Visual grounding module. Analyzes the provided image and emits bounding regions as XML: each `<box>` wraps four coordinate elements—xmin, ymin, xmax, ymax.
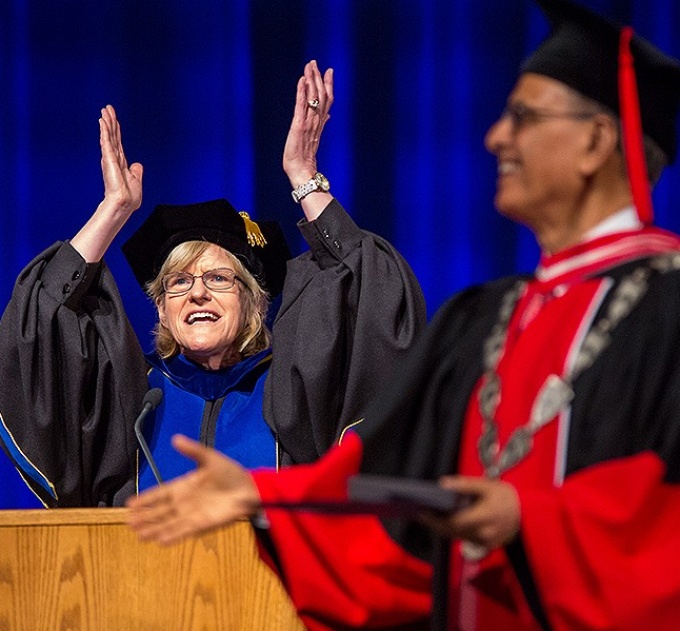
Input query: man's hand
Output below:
<box><xmin>127</xmin><ymin>434</ymin><xmax>261</xmax><ymax>546</ymax></box>
<box><xmin>420</xmin><ymin>476</ymin><xmax>521</xmax><ymax>550</ymax></box>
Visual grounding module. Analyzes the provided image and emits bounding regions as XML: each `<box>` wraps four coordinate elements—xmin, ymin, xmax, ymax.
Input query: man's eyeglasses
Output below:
<box><xmin>162</xmin><ymin>268</ymin><xmax>244</xmax><ymax>295</ymax></box>
<box><xmin>501</xmin><ymin>102</ymin><xmax>597</xmax><ymax>132</ymax></box>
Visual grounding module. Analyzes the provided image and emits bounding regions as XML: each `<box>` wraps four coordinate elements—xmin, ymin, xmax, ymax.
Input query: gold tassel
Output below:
<box><xmin>239</xmin><ymin>211</ymin><xmax>268</xmax><ymax>248</ymax></box>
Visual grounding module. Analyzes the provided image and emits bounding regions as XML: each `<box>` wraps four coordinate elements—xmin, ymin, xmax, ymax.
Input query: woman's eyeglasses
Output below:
<box><xmin>162</xmin><ymin>268</ymin><xmax>244</xmax><ymax>295</ymax></box>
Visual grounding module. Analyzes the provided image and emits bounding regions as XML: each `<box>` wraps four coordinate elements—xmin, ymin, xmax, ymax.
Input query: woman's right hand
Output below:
<box><xmin>126</xmin><ymin>434</ymin><xmax>262</xmax><ymax>545</ymax></box>
<box><xmin>71</xmin><ymin>105</ymin><xmax>144</xmax><ymax>262</ymax></box>
<box><xmin>100</xmin><ymin>104</ymin><xmax>143</xmax><ymax>214</ymax></box>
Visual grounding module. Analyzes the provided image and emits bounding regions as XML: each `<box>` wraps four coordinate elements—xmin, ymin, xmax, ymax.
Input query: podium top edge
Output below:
<box><xmin>0</xmin><ymin>507</ymin><xmax>129</xmax><ymax>527</ymax></box>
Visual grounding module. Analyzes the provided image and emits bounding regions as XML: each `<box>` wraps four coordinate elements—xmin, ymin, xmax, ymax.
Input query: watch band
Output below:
<box><xmin>291</xmin><ymin>173</ymin><xmax>330</xmax><ymax>203</ymax></box>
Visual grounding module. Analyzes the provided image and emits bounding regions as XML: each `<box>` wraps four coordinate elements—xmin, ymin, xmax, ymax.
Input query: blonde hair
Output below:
<box><xmin>145</xmin><ymin>241</ymin><xmax>271</xmax><ymax>361</ymax></box>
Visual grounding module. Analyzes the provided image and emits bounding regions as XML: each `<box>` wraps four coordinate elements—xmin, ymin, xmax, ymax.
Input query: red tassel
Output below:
<box><xmin>618</xmin><ymin>26</ymin><xmax>654</xmax><ymax>225</ymax></box>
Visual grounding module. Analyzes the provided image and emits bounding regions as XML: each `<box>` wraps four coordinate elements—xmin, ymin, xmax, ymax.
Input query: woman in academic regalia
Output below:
<box><xmin>0</xmin><ymin>60</ymin><xmax>426</xmax><ymax>507</ymax></box>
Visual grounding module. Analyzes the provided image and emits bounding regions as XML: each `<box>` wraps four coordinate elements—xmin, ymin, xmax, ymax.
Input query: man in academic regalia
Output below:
<box><xmin>128</xmin><ymin>1</ymin><xmax>680</xmax><ymax>629</ymax></box>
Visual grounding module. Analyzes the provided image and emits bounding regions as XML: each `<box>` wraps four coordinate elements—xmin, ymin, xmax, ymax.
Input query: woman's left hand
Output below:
<box><xmin>283</xmin><ymin>60</ymin><xmax>334</xmax><ymax>189</ymax></box>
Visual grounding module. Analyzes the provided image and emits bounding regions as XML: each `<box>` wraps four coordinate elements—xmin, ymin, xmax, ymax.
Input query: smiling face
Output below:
<box><xmin>484</xmin><ymin>73</ymin><xmax>600</xmax><ymax>233</ymax></box>
<box><xmin>156</xmin><ymin>243</ymin><xmax>245</xmax><ymax>370</ymax></box>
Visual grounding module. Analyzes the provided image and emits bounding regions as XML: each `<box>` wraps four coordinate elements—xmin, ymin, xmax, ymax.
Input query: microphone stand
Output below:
<box><xmin>133</xmin><ymin>388</ymin><xmax>164</xmax><ymax>485</ymax></box>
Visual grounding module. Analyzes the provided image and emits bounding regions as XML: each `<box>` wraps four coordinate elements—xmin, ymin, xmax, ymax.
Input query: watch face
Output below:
<box><xmin>314</xmin><ymin>173</ymin><xmax>330</xmax><ymax>192</ymax></box>
<box><xmin>292</xmin><ymin>173</ymin><xmax>330</xmax><ymax>203</ymax></box>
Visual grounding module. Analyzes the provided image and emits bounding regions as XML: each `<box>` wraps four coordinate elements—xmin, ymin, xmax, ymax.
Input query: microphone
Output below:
<box><xmin>134</xmin><ymin>388</ymin><xmax>164</xmax><ymax>485</ymax></box>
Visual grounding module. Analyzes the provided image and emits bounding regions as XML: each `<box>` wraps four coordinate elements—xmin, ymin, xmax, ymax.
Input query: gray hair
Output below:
<box><xmin>567</xmin><ymin>87</ymin><xmax>668</xmax><ymax>185</ymax></box>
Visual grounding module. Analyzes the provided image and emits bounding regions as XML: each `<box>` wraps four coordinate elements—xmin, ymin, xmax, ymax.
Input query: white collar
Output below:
<box><xmin>582</xmin><ymin>206</ymin><xmax>642</xmax><ymax>241</ymax></box>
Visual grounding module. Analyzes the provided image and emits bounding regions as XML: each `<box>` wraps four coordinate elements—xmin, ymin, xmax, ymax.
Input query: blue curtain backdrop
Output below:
<box><xmin>1</xmin><ymin>0</ymin><xmax>679</xmax><ymax>508</ymax></box>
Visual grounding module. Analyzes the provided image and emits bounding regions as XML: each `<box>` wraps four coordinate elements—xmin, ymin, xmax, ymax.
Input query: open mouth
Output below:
<box><xmin>186</xmin><ymin>311</ymin><xmax>220</xmax><ymax>325</ymax></box>
<box><xmin>498</xmin><ymin>160</ymin><xmax>520</xmax><ymax>176</ymax></box>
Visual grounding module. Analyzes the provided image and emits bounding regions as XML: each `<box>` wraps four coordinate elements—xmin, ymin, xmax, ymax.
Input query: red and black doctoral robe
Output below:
<box><xmin>253</xmin><ymin>225</ymin><xmax>680</xmax><ymax>631</ymax></box>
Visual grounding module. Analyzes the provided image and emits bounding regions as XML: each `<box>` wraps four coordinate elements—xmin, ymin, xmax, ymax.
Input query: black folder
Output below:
<box><xmin>261</xmin><ymin>474</ymin><xmax>472</xmax><ymax>631</ymax></box>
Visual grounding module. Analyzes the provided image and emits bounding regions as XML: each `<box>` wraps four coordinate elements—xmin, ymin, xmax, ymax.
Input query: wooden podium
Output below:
<box><xmin>0</xmin><ymin>508</ymin><xmax>304</xmax><ymax>630</ymax></box>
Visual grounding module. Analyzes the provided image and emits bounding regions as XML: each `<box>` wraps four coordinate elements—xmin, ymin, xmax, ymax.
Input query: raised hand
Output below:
<box><xmin>71</xmin><ymin>105</ymin><xmax>144</xmax><ymax>262</ymax></box>
<box><xmin>283</xmin><ymin>60</ymin><xmax>334</xmax><ymax>192</ymax></box>
<box><xmin>100</xmin><ymin>104</ymin><xmax>143</xmax><ymax>214</ymax></box>
<box><xmin>126</xmin><ymin>434</ymin><xmax>261</xmax><ymax>546</ymax></box>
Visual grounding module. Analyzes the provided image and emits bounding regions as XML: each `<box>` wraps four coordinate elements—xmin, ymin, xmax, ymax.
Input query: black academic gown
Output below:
<box><xmin>266</xmin><ymin>200</ymin><xmax>427</xmax><ymax>465</ymax></box>
<box><xmin>0</xmin><ymin>200</ymin><xmax>426</xmax><ymax>507</ymax></box>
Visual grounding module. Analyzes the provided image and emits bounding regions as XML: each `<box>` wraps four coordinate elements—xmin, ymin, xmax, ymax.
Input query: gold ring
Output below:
<box><xmin>308</xmin><ymin>99</ymin><xmax>320</xmax><ymax>109</ymax></box>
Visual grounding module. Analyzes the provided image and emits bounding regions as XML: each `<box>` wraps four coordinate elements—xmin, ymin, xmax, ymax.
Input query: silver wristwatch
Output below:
<box><xmin>291</xmin><ymin>173</ymin><xmax>330</xmax><ymax>203</ymax></box>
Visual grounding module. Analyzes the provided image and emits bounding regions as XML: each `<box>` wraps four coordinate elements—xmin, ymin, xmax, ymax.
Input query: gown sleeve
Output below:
<box><xmin>253</xmin><ymin>432</ymin><xmax>432</xmax><ymax>631</ymax></box>
<box><xmin>250</xmin><ymin>286</ymin><xmax>502</xmax><ymax>631</ymax></box>
<box><xmin>517</xmin><ymin>453</ymin><xmax>680</xmax><ymax>631</ymax></box>
<box><xmin>263</xmin><ymin>199</ymin><xmax>427</xmax><ymax>465</ymax></box>
<box><xmin>0</xmin><ymin>241</ymin><xmax>148</xmax><ymax>507</ymax></box>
